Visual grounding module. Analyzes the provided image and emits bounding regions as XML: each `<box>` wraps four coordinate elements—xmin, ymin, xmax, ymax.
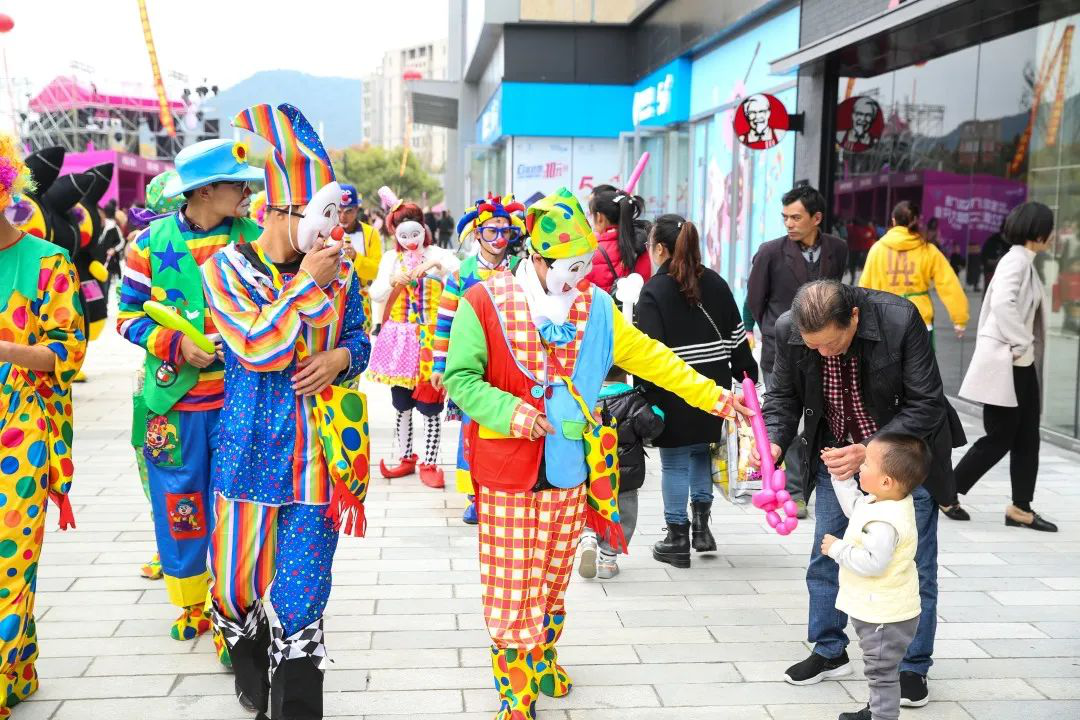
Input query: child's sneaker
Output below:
<box><xmin>578</xmin><ymin>535</ymin><xmax>597</xmax><ymax>579</ymax></box>
<box><xmin>597</xmin><ymin>558</ymin><xmax>619</xmax><ymax>579</ymax></box>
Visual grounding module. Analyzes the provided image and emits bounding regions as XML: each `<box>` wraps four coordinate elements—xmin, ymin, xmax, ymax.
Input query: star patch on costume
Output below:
<box><xmin>154</xmin><ymin>240</ymin><xmax>185</xmax><ymax>273</ymax></box>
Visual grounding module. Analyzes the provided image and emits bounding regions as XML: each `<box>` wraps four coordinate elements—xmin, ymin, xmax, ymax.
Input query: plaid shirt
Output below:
<box><xmin>822</xmin><ymin>350</ymin><xmax>878</xmax><ymax>444</ymax></box>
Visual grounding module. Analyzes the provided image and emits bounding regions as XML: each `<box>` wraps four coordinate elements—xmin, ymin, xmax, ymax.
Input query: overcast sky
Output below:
<box><xmin>0</xmin><ymin>0</ymin><xmax>449</xmax><ymax>107</ymax></box>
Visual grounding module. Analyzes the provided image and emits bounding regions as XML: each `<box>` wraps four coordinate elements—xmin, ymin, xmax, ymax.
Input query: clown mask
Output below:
<box><xmin>544</xmin><ymin>253</ymin><xmax>593</xmax><ymax>295</ymax></box>
<box><xmin>395</xmin><ymin>220</ymin><xmax>427</xmax><ymax>251</ymax></box>
<box><xmin>295</xmin><ymin>181</ymin><xmax>342</xmax><ymax>253</ymax></box>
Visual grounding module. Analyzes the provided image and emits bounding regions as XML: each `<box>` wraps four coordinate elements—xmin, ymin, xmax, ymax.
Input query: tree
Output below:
<box><xmin>330</xmin><ymin>145</ymin><xmax>443</xmax><ymax>209</ymax></box>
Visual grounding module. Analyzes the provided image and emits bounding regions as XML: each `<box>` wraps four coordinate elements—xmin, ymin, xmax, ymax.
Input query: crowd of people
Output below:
<box><xmin>0</xmin><ymin>96</ymin><xmax>1064</xmax><ymax>720</ymax></box>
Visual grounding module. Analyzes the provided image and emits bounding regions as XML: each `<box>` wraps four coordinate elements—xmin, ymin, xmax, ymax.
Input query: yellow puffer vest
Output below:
<box><xmin>836</xmin><ymin>495</ymin><xmax>921</xmax><ymax>624</ymax></box>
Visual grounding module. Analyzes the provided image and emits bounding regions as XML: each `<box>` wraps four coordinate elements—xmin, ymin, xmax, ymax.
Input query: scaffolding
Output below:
<box><xmin>18</xmin><ymin>72</ymin><xmax>219</xmax><ymax>159</ymax></box>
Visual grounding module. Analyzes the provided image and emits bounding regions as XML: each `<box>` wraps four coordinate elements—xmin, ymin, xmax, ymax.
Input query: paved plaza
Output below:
<box><xmin>16</xmin><ymin>324</ymin><xmax>1080</xmax><ymax>720</ymax></box>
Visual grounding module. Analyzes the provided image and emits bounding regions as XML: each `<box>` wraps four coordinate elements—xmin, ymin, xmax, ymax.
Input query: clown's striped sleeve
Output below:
<box><xmin>117</xmin><ymin>227</ymin><xmax>183</xmax><ymax>363</ymax></box>
<box><xmin>202</xmin><ymin>250</ymin><xmax>335</xmax><ymax>372</ymax></box>
<box><xmin>432</xmin><ymin>270</ymin><xmax>464</xmax><ymax>375</ymax></box>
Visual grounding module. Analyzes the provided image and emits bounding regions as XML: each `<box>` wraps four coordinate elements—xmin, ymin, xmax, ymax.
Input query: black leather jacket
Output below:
<box><xmin>763</xmin><ymin>288</ymin><xmax>966</xmax><ymax>503</ymax></box>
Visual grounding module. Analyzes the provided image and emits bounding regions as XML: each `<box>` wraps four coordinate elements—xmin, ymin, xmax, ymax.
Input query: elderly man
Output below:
<box><xmin>758</xmin><ymin>279</ymin><xmax>965</xmax><ymax>709</ymax></box>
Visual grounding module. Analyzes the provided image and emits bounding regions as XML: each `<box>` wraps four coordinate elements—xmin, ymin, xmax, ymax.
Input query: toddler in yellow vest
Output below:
<box><xmin>820</xmin><ymin>433</ymin><xmax>926</xmax><ymax>720</ymax></box>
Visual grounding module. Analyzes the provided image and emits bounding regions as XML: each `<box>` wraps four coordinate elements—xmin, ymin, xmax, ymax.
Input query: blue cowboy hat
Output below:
<box><xmin>163</xmin><ymin>139</ymin><xmax>264</xmax><ymax>197</ymax></box>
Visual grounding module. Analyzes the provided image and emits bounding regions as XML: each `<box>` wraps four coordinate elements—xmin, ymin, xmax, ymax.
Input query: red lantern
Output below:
<box><xmin>0</xmin><ymin>15</ymin><xmax>13</xmax><ymax>33</ymax></box>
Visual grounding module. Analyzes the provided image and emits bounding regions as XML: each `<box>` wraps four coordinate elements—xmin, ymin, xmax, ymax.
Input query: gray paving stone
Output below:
<box><xmin>32</xmin><ymin>327</ymin><xmax>1080</xmax><ymax>717</ymax></box>
<box><xmin>960</xmin><ymin>700</ymin><xmax>1080</xmax><ymax>719</ymax></box>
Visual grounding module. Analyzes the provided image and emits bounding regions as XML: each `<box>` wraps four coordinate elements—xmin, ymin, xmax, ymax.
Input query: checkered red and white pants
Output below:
<box><xmin>477</xmin><ymin>483</ymin><xmax>588</xmax><ymax>650</ymax></box>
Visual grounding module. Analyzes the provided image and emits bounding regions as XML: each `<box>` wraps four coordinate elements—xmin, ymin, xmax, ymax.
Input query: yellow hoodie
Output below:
<box><xmin>859</xmin><ymin>225</ymin><xmax>969</xmax><ymax>329</ymax></box>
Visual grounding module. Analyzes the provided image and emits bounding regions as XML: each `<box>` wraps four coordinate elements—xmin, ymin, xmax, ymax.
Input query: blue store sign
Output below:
<box><xmin>632</xmin><ymin>57</ymin><xmax>691</xmax><ymax>127</ymax></box>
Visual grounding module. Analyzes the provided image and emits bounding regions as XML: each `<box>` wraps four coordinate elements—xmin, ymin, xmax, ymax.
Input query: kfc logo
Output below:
<box><xmin>734</xmin><ymin>93</ymin><xmax>789</xmax><ymax>150</ymax></box>
<box><xmin>836</xmin><ymin>96</ymin><xmax>884</xmax><ymax>153</ymax></box>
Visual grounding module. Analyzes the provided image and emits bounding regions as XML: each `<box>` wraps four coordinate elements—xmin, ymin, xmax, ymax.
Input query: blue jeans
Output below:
<box><xmin>659</xmin><ymin>443</ymin><xmax>713</xmax><ymax>525</ymax></box>
<box><xmin>807</xmin><ymin>464</ymin><xmax>938</xmax><ymax>676</ymax></box>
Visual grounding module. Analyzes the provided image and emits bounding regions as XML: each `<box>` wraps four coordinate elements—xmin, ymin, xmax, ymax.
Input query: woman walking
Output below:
<box><xmin>954</xmin><ymin>202</ymin><xmax>1057</xmax><ymax>532</ymax></box>
<box><xmin>636</xmin><ymin>214</ymin><xmax>758</xmax><ymax>568</ymax></box>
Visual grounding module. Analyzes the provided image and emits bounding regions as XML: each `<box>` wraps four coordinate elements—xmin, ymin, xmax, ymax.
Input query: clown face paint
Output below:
<box><xmin>395</xmin><ymin>220</ymin><xmax>426</xmax><ymax>251</ymax></box>
<box><xmin>296</xmin><ymin>181</ymin><xmax>342</xmax><ymax>253</ymax></box>
<box><xmin>544</xmin><ymin>253</ymin><xmax>593</xmax><ymax>295</ymax></box>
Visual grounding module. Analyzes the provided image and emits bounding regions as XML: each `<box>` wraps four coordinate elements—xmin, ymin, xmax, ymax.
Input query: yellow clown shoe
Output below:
<box><xmin>171</xmin><ymin>604</ymin><xmax>212</xmax><ymax>641</ymax></box>
<box><xmin>140</xmin><ymin>553</ymin><xmax>163</xmax><ymax>580</ymax></box>
<box><xmin>491</xmin><ymin>645</ymin><xmax>538</xmax><ymax>720</ymax></box>
<box><xmin>537</xmin><ymin>613</ymin><xmax>572</xmax><ymax>698</ymax></box>
<box><xmin>3</xmin><ymin>660</ymin><xmax>38</xmax><ymax>710</ymax></box>
<box><xmin>212</xmin><ymin>624</ymin><xmax>232</xmax><ymax>669</ymax></box>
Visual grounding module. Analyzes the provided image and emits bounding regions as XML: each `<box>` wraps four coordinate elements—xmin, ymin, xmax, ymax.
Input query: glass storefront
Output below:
<box><xmin>832</xmin><ymin>13</ymin><xmax>1080</xmax><ymax>435</ymax></box>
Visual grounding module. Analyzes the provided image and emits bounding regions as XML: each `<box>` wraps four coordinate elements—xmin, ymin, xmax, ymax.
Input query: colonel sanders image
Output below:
<box><xmin>738</xmin><ymin>94</ymin><xmax>780</xmax><ymax>149</ymax></box>
<box><xmin>837</xmin><ymin>96</ymin><xmax>881</xmax><ymax>152</ymax></box>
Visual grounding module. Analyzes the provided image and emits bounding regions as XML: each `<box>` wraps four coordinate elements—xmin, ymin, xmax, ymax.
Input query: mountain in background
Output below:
<box><xmin>202</xmin><ymin>70</ymin><xmax>364</xmax><ymax>149</ymax></box>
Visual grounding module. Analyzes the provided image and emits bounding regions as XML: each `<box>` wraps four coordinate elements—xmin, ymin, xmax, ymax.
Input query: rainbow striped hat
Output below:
<box><xmin>232</xmin><ymin>103</ymin><xmax>335</xmax><ymax>207</ymax></box>
<box><xmin>525</xmin><ymin>187</ymin><xmax>597</xmax><ymax>259</ymax></box>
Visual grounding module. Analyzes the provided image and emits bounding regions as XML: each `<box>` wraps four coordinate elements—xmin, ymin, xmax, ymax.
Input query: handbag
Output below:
<box><xmin>697</xmin><ymin>302</ymin><xmax>758</xmax><ymax>503</ymax></box>
<box><xmin>545</xmin><ymin>348</ymin><xmax>627</xmax><ymax>553</ymax></box>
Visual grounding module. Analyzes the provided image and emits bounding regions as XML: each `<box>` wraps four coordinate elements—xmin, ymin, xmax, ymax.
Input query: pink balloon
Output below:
<box><xmin>741</xmin><ymin>373</ymin><xmax>800</xmax><ymax>536</ymax></box>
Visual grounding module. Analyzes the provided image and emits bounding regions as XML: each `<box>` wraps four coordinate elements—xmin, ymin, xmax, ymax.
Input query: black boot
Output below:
<box><xmin>214</xmin><ymin>604</ymin><xmax>271</xmax><ymax>715</ymax></box>
<box><xmin>652</xmin><ymin>522</ymin><xmax>691</xmax><ymax>568</ymax></box>
<box><xmin>690</xmin><ymin>501</ymin><xmax>717</xmax><ymax>552</ymax></box>
<box><xmin>270</xmin><ymin>656</ymin><xmax>323</xmax><ymax>720</ymax></box>
<box><xmin>269</xmin><ymin>619</ymin><xmax>326</xmax><ymax>720</ymax></box>
<box><xmin>233</xmin><ymin>620</ymin><xmax>271</xmax><ymax>713</ymax></box>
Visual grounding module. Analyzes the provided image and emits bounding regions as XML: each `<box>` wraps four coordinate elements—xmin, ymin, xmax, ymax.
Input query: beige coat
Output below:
<box><xmin>959</xmin><ymin>246</ymin><xmax>1046</xmax><ymax>407</ymax></box>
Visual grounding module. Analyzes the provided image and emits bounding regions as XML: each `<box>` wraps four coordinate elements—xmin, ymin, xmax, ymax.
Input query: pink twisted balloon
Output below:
<box><xmin>742</xmin><ymin>373</ymin><xmax>799</xmax><ymax>535</ymax></box>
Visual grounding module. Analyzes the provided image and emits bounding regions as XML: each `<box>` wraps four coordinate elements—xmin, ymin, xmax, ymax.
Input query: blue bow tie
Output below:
<box><xmin>537</xmin><ymin>317</ymin><xmax>576</xmax><ymax>346</ymax></box>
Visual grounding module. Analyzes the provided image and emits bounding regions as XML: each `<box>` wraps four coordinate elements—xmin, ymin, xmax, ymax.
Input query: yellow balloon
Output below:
<box><xmin>89</xmin><ymin>260</ymin><xmax>108</xmax><ymax>282</ymax></box>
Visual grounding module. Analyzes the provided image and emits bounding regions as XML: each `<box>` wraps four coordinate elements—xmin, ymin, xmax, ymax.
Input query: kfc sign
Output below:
<box><xmin>836</xmin><ymin>96</ymin><xmax>884</xmax><ymax>153</ymax></box>
<box><xmin>733</xmin><ymin>93</ymin><xmax>790</xmax><ymax>150</ymax></box>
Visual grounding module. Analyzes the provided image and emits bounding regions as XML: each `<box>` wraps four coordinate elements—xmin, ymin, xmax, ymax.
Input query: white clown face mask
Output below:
<box><xmin>296</xmin><ymin>181</ymin><xmax>342</xmax><ymax>253</ymax></box>
<box><xmin>544</xmin><ymin>253</ymin><xmax>593</xmax><ymax>295</ymax></box>
<box><xmin>396</xmin><ymin>220</ymin><xmax>426</xmax><ymax>251</ymax></box>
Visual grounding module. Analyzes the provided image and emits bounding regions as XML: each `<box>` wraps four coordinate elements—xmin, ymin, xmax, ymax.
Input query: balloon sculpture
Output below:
<box><xmin>743</xmin><ymin>373</ymin><xmax>800</xmax><ymax>535</ymax></box>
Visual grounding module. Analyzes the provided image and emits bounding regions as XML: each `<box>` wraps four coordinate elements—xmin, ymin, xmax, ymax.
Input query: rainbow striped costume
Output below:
<box><xmin>202</xmin><ymin>240</ymin><xmax>369</xmax><ymax>654</ymax></box>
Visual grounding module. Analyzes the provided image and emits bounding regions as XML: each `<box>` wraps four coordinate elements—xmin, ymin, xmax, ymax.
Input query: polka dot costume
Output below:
<box><xmin>0</xmin><ymin>236</ymin><xmax>87</xmax><ymax>713</ymax></box>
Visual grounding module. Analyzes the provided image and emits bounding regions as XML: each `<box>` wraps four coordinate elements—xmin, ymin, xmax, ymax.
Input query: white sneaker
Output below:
<box><xmin>597</xmin><ymin>558</ymin><xmax>619</xmax><ymax>579</ymax></box>
<box><xmin>578</xmin><ymin>536</ymin><xmax>597</xmax><ymax>578</ymax></box>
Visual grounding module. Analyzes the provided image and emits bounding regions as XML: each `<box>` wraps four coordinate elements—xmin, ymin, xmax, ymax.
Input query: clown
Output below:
<box><xmin>202</xmin><ymin>102</ymin><xmax>370</xmax><ymax>720</ymax></box>
<box><xmin>443</xmin><ymin>187</ymin><xmax>749</xmax><ymax>720</ymax></box>
<box><xmin>117</xmin><ymin>138</ymin><xmax>262</xmax><ymax>655</ymax></box>
<box><xmin>430</xmin><ymin>194</ymin><xmax>525</xmax><ymax>523</ymax></box>
<box><xmin>0</xmin><ymin>134</ymin><xmax>86</xmax><ymax>718</ymax></box>
<box><xmin>337</xmin><ymin>184</ymin><xmax>382</xmax><ymax>329</ymax></box>
<box><xmin>368</xmin><ymin>188</ymin><xmax>459</xmax><ymax>488</ymax></box>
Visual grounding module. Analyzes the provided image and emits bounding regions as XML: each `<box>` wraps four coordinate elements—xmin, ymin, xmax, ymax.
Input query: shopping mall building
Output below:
<box><xmin>424</xmin><ymin>0</ymin><xmax>1079</xmax><ymax>440</ymax></box>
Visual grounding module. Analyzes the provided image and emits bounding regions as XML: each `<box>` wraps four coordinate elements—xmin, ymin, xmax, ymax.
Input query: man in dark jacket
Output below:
<box><xmin>747</xmin><ymin>185</ymin><xmax>848</xmax><ymax>514</ymax></box>
<box><xmin>759</xmin><ymin>280</ymin><xmax>965</xmax><ymax>709</ymax></box>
